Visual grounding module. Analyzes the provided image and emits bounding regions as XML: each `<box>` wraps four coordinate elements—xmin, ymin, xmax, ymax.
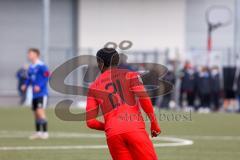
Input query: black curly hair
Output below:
<box><xmin>96</xmin><ymin>48</ymin><xmax>119</xmax><ymax>68</ymax></box>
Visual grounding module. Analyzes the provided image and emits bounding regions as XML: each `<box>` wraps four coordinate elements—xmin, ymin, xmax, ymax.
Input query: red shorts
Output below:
<box><xmin>107</xmin><ymin>131</ymin><xmax>158</xmax><ymax>160</ymax></box>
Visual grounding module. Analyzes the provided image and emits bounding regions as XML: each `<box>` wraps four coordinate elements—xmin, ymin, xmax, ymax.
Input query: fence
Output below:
<box><xmin>0</xmin><ymin>47</ymin><xmax>169</xmax><ymax>97</ymax></box>
<box><xmin>187</xmin><ymin>48</ymin><xmax>239</xmax><ymax>67</ymax></box>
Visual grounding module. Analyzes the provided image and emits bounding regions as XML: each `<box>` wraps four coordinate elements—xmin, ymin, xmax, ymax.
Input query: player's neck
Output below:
<box><xmin>31</xmin><ymin>58</ymin><xmax>40</xmax><ymax>65</ymax></box>
<box><xmin>101</xmin><ymin>66</ymin><xmax>118</xmax><ymax>73</ymax></box>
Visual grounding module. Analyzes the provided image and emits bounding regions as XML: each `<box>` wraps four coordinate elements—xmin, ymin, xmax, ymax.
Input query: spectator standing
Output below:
<box><xmin>210</xmin><ymin>66</ymin><xmax>221</xmax><ymax>111</ymax></box>
<box><xmin>179</xmin><ymin>62</ymin><xmax>197</xmax><ymax>108</ymax></box>
<box><xmin>223</xmin><ymin>67</ymin><xmax>237</xmax><ymax>111</ymax></box>
<box><xmin>16</xmin><ymin>65</ymin><xmax>28</xmax><ymax>105</ymax></box>
<box><xmin>197</xmin><ymin>66</ymin><xmax>211</xmax><ymax>112</ymax></box>
<box><xmin>160</xmin><ymin>66</ymin><xmax>176</xmax><ymax>109</ymax></box>
<box><xmin>237</xmin><ymin>70</ymin><xmax>240</xmax><ymax>112</ymax></box>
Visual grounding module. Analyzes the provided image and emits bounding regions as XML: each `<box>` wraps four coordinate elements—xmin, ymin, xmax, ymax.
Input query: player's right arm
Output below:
<box><xmin>86</xmin><ymin>89</ymin><xmax>105</xmax><ymax>131</ymax></box>
<box><xmin>129</xmin><ymin>72</ymin><xmax>161</xmax><ymax>137</ymax></box>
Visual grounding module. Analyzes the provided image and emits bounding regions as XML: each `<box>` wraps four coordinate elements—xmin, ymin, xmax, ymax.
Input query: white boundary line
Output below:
<box><xmin>0</xmin><ymin>131</ymin><xmax>239</xmax><ymax>140</ymax></box>
<box><xmin>0</xmin><ymin>131</ymin><xmax>193</xmax><ymax>151</ymax></box>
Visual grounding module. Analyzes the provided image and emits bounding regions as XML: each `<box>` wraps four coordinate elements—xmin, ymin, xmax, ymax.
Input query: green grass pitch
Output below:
<box><xmin>0</xmin><ymin>107</ymin><xmax>239</xmax><ymax>160</ymax></box>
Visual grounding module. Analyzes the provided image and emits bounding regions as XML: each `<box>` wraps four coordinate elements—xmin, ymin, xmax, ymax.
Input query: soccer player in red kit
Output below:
<box><xmin>86</xmin><ymin>48</ymin><xmax>161</xmax><ymax>160</ymax></box>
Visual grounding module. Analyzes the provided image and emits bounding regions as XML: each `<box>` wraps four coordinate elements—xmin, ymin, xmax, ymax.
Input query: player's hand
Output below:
<box><xmin>21</xmin><ymin>85</ymin><xmax>27</xmax><ymax>91</ymax></box>
<box><xmin>33</xmin><ymin>85</ymin><xmax>40</xmax><ymax>93</ymax></box>
<box><xmin>151</xmin><ymin>121</ymin><xmax>161</xmax><ymax>137</ymax></box>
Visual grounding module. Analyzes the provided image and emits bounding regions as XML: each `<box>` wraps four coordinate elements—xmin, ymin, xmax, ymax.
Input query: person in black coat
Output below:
<box><xmin>210</xmin><ymin>66</ymin><xmax>221</xmax><ymax>111</ymax></box>
<box><xmin>160</xmin><ymin>67</ymin><xmax>176</xmax><ymax>109</ymax></box>
<box><xmin>223</xmin><ymin>67</ymin><xmax>237</xmax><ymax>111</ymax></box>
<box><xmin>197</xmin><ymin>66</ymin><xmax>211</xmax><ymax>109</ymax></box>
<box><xmin>179</xmin><ymin>62</ymin><xmax>197</xmax><ymax>108</ymax></box>
<box><xmin>237</xmin><ymin>70</ymin><xmax>240</xmax><ymax>112</ymax></box>
<box><xmin>16</xmin><ymin>65</ymin><xmax>28</xmax><ymax>105</ymax></box>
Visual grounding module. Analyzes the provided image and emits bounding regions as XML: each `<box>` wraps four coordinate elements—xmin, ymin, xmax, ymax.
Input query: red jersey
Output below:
<box><xmin>86</xmin><ymin>68</ymin><xmax>155</xmax><ymax>138</ymax></box>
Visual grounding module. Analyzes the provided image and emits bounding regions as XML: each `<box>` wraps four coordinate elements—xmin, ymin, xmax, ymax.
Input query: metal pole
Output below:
<box><xmin>71</xmin><ymin>0</ymin><xmax>79</xmax><ymax>86</ymax></box>
<box><xmin>72</xmin><ymin>0</ymin><xmax>79</xmax><ymax>56</ymax></box>
<box><xmin>233</xmin><ymin>0</ymin><xmax>240</xmax><ymax>91</ymax></box>
<box><xmin>42</xmin><ymin>0</ymin><xmax>50</xmax><ymax>64</ymax></box>
<box><xmin>234</xmin><ymin>0</ymin><xmax>240</xmax><ymax>67</ymax></box>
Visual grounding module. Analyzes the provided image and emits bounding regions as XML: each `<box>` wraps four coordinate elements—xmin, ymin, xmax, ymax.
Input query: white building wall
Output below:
<box><xmin>78</xmin><ymin>0</ymin><xmax>186</xmax><ymax>51</ymax></box>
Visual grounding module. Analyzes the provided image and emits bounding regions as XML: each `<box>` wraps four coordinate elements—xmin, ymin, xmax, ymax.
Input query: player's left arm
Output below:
<box><xmin>129</xmin><ymin>72</ymin><xmax>161</xmax><ymax>137</ymax></box>
<box><xmin>86</xmin><ymin>90</ymin><xmax>105</xmax><ymax>131</ymax></box>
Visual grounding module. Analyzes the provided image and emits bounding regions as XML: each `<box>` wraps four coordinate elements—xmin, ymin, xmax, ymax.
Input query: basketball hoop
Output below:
<box><xmin>206</xmin><ymin>5</ymin><xmax>232</xmax><ymax>52</ymax></box>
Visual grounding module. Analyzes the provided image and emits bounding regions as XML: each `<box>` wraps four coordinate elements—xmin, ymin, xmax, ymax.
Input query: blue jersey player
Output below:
<box><xmin>21</xmin><ymin>48</ymin><xmax>49</xmax><ymax>139</ymax></box>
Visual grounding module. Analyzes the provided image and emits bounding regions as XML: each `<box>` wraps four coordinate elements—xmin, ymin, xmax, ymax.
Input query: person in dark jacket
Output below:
<box><xmin>179</xmin><ymin>62</ymin><xmax>197</xmax><ymax>108</ymax></box>
<box><xmin>197</xmin><ymin>66</ymin><xmax>211</xmax><ymax>110</ymax></box>
<box><xmin>237</xmin><ymin>70</ymin><xmax>240</xmax><ymax>112</ymax></box>
<box><xmin>223</xmin><ymin>67</ymin><xmax>237</xmax><ymax>111</ymax></box>
<box><xmin>160</xmin><ymin>66</ymin><xmax>176</xmax><ymax>109</ymax></box>
<box><xmin>142</xmin><ymin>66</ymin><xmax>160</xmax><ymax>106</ymax></box>
<box><xmin>210</xmin><ymin>66</ymin><xmax>221</xmax><ymax>111</ymax></box>
<box><xmin>16</xmin><ymin>65</ymin><xmax>28</xmax><ymax>105</ymax></box>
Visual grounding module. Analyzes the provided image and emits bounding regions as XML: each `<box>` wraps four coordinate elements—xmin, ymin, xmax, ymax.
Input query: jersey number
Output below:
<box><xmin>105</xmin><ymin>80</ymin><xmax>125</xmax><ymax>108</ymax></box>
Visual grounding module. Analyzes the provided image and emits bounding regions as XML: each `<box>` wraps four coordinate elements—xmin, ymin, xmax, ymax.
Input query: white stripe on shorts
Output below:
<box><xmin>43</xmin><ymin>96</ymin><xmax>48</xmax><ymax>109</ymax></box>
